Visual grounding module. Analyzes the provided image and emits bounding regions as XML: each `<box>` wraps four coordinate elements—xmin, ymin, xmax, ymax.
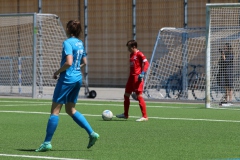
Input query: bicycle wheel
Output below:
<box><xmin>191</xmin><ymin>77</ymin><xmax>206</xmax><ymax>100</ymax></box>
<box><xmin>166</xmin><ymin>78</ymin><xmax>181</xmax><ymax>99</ymax></box>
<box><xmin>152</xmin><ymin>81</ymin><xmax>167</xmax><ymax>99</ymax></box>
<box><xmin>210</xmin><ymin>84</ymin><xmax>225</xmax><ymax>101</ymax></box>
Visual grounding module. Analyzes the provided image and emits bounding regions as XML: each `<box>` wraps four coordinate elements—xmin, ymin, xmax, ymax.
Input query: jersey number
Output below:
<box><xmin>75</xmin><ymin>50</ymin><xmax>83</xmax><ymax>70</ymax></box>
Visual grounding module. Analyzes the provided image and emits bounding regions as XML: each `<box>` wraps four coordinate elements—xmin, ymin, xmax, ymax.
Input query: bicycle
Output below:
<box><xmin>165</xmin><ymin>64</ymin><xmax>205</xmax><ymax>100</ymax></box>
<box><xmin>210</xmin><ymin>83</ymin><xmax>226</xmax><ymax>102</ymax></box>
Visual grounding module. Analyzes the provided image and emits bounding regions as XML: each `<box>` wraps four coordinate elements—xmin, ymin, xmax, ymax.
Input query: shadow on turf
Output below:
<box><xmin>16</xmin><ymin>149</ymin><xmax>92</xmax><ymax>152</ymax></box>
<box><xmin>100</xmin><ymin>119</ymin><xmax>128</xmax><ymax>122</ymax></box>
<box><xmin>17</xmin><ymin>149</ymin><xmax>36</xmax><ymax>152</ymax></box>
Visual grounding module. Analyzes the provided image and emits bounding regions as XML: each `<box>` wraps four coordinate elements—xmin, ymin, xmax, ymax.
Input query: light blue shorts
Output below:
<box><xmin>52</xmin><ymin>80</ymin><xmax>82</xmax><ymax>104</ymax></box>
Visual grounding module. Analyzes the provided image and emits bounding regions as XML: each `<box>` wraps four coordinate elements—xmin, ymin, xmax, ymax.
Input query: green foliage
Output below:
<box><xmin>0</xmin><ymin>98</ymin><xmax>240</xmax><ymax>160</ymax></box>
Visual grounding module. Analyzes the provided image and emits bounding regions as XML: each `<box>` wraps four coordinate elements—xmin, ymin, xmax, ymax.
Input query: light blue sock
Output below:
<box><xmin>44</xmin><ymin>114</ymin><xmax>59</xmax><ymax>142</ymax></box>
<box><xmin>72</xmin><ymin>111</ymin><xmax>93</xmax><ymax>135</ymax></box>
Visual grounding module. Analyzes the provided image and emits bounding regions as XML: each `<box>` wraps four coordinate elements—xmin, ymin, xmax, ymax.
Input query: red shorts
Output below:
<box><xmin>125</xmin><ymin>75</ymin><xmax>144</xmax><ymax>94</ymax></box>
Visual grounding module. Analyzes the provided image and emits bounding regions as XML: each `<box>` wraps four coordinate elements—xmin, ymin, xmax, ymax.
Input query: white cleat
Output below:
<box><xmin>221</xmin><ymin>103</ymin><xmax>233</xmax><ymax>107</ymax></box>
<box><xmin>136</xmin><ymin>117</ymin><xmax>148</xmax><ymax>122</ymax></box>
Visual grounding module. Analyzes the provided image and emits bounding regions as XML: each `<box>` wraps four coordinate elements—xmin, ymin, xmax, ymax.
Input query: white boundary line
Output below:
<box><xmin>0</xmin><ymin>153</ymin><xmax>87</xmax><ymax>160</ymax></box>
<box><xmin>1</xmin><ymin>100</ymin><xmax>240</xmax><ymax>110</ymax></box>
<box><xmin>0</xmin><ymin>100</ymin><xmax>201</xmax><ymax>106</ymax></box>
<box><xmin>1</xmin><ymin>110</ymin><xmax>240</xmax><ymax>123</ymax></box>
<box><xmin>0</xmin><ymin>100</ymin><xmax>202</xmax><ymax>109</ymax></box>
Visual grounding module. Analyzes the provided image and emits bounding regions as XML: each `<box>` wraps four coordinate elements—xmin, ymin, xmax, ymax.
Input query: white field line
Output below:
<box><xmin>0</xmin><ymin>100</ymin><xmax>201</xmax><ymax>109</ymax></box>
<box><xmin>0</xmin><ymin>153</ymin><xmax>87</xmax><ymax>160</ymax></box>
<box><xmin>1</xmin><ymin>101</ymin><xmax>240</xmax><ymax>110</ymax></box>
<box><xmin>1</xmin><ymin>110</ymin><xmax>240</xmax><ymax>123</ymax></box>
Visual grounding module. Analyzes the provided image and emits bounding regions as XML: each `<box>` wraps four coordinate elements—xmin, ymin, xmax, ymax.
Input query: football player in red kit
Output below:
<box><xmin>116</xmin><ymin>40</ymin><xmax>149</xmax><ymax>122</ymax></box>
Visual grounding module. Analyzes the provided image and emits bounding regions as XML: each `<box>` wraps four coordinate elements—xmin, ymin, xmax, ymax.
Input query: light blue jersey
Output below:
<box><xmin>53</xmin><ymin>37</ymin><xmax>86</xmax><ymax>104</ymax></box>
<box><xmin>58</xmin><ymin>37</ymin><xmax>86</xmax><ymax>84</ymax></box>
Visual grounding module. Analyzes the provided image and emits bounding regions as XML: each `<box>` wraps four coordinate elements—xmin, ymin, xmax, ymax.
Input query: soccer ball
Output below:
<box><xmin>102</xmin><ymin>110</ymin><xmax>113</xmax><ymax>121</ymax></box>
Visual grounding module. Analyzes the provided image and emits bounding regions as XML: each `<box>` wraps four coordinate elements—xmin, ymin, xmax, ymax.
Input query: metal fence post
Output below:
<box><xmin>133</xmin><ymin>0</ymin><xmax>136</xmax><ymax>40</ymax></box>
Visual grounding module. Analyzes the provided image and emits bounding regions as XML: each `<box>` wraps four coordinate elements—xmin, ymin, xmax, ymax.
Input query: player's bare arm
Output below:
<box><xmin>53</xmin><ymin>55</ymin><xmax>73</xmax><ymax>79</ymax></box>
<box><xmin>80</xmin><ymin>57</ymin><xmax>87</xmax><ymax>68</ymax></box>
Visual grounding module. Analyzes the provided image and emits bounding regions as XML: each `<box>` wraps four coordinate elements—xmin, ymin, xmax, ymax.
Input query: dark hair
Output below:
<box><xmin>126</xmin><ymin>40</ymin><xmax>137</xmax><ymax>48</ymax></box>
<box><xmin>225</xmin><ymin>43</ymin><xmax>232</xmax><ymax>50</ymax></box>
<box><xmin>66</xmin><ymin>20</ymin><xmax>82</xmax><ymax>38</ymax></box>
<box><xmin>219</xmin><ymin>48</ymin><xmax>223</xmax><ymax>53</ymax></box>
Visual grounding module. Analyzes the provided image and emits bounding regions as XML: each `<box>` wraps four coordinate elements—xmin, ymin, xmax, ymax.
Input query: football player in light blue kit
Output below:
<box><xmin>35</xmin><ymin>20</ymin><xmax>99</xmax><ymax>152</ymax></box>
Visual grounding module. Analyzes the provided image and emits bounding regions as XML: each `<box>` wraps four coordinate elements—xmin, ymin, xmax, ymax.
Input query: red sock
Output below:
<box><xmin>138</xmin><ymin>96</ymin><xmax>148</xmax><ymax>118</ymax></box>
<box><xmin>124</xmin><ymin>95</ymin><xmax>130</xmax><ymax>118</ymax></box>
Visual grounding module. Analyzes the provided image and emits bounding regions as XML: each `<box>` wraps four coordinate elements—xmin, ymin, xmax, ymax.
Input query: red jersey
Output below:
<box><xmin>129</xmin><ymin>50</ymin><xmax>148</xmax><ymax>75</ymax></box>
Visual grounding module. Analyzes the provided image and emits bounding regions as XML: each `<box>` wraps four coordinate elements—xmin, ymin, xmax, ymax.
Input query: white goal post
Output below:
<box><xmin>0</xmin><ymin>13</ymin><xmax>66</xmax><ymax>98</ymax></box>
<box><xmin>143</xmin><ymin>27</ymin><xmax>206</xmax><ymax>101</ymax></box>
<box><xmin>206</xmin><ymin>3</ymin><xmax>240</xmax><ymax>108</ymax></box>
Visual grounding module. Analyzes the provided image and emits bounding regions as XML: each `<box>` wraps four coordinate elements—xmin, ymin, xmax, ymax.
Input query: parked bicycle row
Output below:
<box><xmin>140</xmin><ymin>63</ymin><xmax>240</xmax><ymax>102</ymax></box>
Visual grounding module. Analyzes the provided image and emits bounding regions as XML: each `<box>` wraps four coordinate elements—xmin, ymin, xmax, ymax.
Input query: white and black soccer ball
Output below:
<box><xmin>102</xmin><ymin>110</ymin><xmax>113</xmax><ymax>121</ymax></box>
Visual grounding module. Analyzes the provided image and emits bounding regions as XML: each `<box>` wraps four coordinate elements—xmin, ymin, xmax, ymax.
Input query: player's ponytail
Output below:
<box><xmin>66</xmin><ymin>20</ymin><xmax>82</xmax><ymax>38</ymax></box>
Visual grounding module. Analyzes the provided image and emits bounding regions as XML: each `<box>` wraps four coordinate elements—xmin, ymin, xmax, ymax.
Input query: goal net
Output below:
<box><xmin>144</xmin><ymin>27</ymin><xmax>206</xmax><ymax>101</ymax></box>
<box><xmin>0</xmin><ymin>13</ymin><xmax>66</xmax><ymax>98</ymax></box>
<box><xmin>206</xmin><ymin>3</ymin><xmax>240</xmax><ymax>108</ymax></box>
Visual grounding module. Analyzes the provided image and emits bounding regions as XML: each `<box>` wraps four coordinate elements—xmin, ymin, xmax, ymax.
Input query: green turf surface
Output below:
<box><xmin>0</xmin><ymin>98</ymin><xmax>240</xmax><ymax>160</ymax></box>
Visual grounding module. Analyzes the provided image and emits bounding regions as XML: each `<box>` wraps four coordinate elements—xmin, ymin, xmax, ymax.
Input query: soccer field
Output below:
<box><xmin>0</xmin><ymin>98</ymin><xmax>240</xmax><ymax>160</ymax></box>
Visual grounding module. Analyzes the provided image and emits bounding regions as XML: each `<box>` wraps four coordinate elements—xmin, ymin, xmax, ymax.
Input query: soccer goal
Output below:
<box><xmin>206</xmin><ymin>3</ymin><xmax>240</xmax><ymax>108</ymax></box>
<box><xmin>144</xmin><ymin>27</ymin><xmax>206</xmax><ymax>101</ymax></box>
<box><xmin>0</xmin><ymin>13</ymin><xmax>66</xmax><ymax>98</ymax></box>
